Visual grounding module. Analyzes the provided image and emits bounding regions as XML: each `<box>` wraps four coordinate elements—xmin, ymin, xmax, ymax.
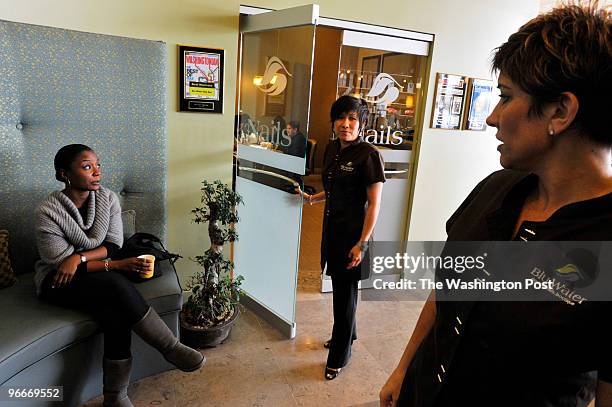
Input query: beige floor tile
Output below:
<box><xmin>129</xmin><ymin>382</ymin><xmax>176</xmax><ymax>407</ymax></box>
<box><xmin>174</xmin><ymin>348</ymin><xmax>295</xmax><ymax>407</ymax></box>
<box><xmin>355</xmin><ymin>300</ymin><xmax>421</xmax><ymax>339</ymax></box>
<box><xmin>271</xmin><ymin>340</ymin><xmax>387</xmax><ymax>405</ymax></box>
<box><xmin>358</xmin><ymin>332</ymin><xmax>413</xmax><ymax>374</ymax></box>
<box><xmin>290</xmin><ymin>304</ymin><xmax>333</xmax><ymax>349</ymax></box>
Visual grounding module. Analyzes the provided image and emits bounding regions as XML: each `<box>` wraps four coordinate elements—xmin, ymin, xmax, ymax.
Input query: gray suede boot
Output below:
<box><xmin>133</xmin><ymin>307</ymin><xmax>205</xmax><ymax>372</ymax></box>
<box><xmin>103</xmin><ymin>357</ymin><xmax>133</xmax><ymax>407</ymax></box>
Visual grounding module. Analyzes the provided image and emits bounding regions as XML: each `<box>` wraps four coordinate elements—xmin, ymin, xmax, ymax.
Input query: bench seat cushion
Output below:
<box><xmin>0</xmin><ymin>261</ymin><xmax>182</xmax><ymax>384</ymax></box>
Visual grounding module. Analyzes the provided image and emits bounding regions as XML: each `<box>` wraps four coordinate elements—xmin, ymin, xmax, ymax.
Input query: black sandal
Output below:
<box><xmin>325</xmin><ymin>366</ymin><xmax>342</xmax><ymax>380</ymax></box>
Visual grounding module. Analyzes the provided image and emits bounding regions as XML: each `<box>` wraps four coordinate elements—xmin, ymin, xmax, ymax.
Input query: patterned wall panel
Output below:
<box><xmin>0</xmin><ymin>20</ymin><xmax>167</xmax><ymax>274</ymax></box>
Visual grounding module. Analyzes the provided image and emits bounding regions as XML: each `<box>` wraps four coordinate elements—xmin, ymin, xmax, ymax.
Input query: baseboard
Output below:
<box><xmin>239</xmin><ymin>291</ymin><xmax>296</xmax><ymax>339</ymax></box>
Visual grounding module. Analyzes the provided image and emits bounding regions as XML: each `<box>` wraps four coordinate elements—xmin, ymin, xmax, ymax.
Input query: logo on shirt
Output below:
<box><xmin>340</xmin><ymin>161</ymin><xmax>354</xmax><ymax>172</ymax></box>
<box><xmin>531</xmin><ymin>265</ymin><xmax>590</xmax><ymax>306</ymax></box>
<box><xmin>554</xmin><ymin>263</ymin><xmax>585</xmax><ymax>282</ymax></box>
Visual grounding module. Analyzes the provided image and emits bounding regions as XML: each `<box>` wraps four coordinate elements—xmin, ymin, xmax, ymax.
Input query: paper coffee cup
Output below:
<box><xmin>137</xmin><ymin>254</ymin><xmax>155</xmax><ymax>279</ymax></box>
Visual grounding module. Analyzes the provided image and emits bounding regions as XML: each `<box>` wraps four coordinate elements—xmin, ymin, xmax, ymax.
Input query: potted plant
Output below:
<box><xmin>180</xmin><ymin>180</ymin><xmax>244</xmax><ymax>348</ymax></box>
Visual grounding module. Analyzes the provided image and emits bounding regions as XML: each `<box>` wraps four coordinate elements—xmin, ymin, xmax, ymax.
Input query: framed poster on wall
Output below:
<box><xmin>461</xmin><ymin>78</ymin><xmax>494</xmax><ymax>131</ymax></box>
<box><xmin>264</xmin><ymin>94</ymin><xmax>285</xmax><ymax>116</ymax></box>
<box><xmin>430</xmin><ymin>73</ymin><xmax>467</xmax><ymax>130</ymax></box>
<box><xmin>179</xmin><ymin>45</ymin><xmax>224</xmax><ymax>113</ymax></box>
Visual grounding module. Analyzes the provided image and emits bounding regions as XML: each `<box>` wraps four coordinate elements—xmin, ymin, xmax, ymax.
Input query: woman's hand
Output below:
<box><xmin>113</xmin><ymin>257</ymin><xmax>151</xmax><ymax>274</ymax></box>
<box><xmin>53</xmin><ymin>254</ymin><xmax>81</xmax><ymax>288</ymax></box>
<box><xmin>294</xmin><ymin>186</ymin><xmax>312</xmax><ymax>204</ymax></box>
<box><xmin>379</xmin><ymin>367</ymin><xmax>405</xmax><ymax>407</ymax></box>
<box><xmin>346</xmin><ymin>245</ymin><xmax>362</xmax><ymax>269</ymax></box>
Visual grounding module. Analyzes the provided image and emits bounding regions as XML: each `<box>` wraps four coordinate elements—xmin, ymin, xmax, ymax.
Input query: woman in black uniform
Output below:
<box><xmin>380</xmin><ymin>4</ymin><xmax>612</xmax><ymax>406</ymax></box>
<box><xmin>301</xmin><ymin>95</ymin><xmax>385</xmax><ymax>380</ymax></box>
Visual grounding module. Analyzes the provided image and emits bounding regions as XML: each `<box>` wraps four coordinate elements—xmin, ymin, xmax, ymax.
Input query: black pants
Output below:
<box><xmin>326</xmin><ymin>274</ymin><xmax>359</xmax><ymax>368</ymax></box>
<box><xmin>40</xmin><ymin>270</ymin><xmax>149</xmax><ymax>360</ymax></box>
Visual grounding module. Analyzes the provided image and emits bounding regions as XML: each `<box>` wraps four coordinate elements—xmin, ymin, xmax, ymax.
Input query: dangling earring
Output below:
<box><xmin>548</xmin><ymin>125</ymin><xmax>554</xmax><ymax>136</ymax></box>
<box><xmin>64</xmin><ymin>178</ymin><xmax>71</xmax><ymax>188</ymax></box>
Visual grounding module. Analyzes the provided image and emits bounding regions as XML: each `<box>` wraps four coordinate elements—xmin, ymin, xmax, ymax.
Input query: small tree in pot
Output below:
<box><xmin>180</xmin><ymin>180</ymin><xmax>244</xmax><ymax>348</ymax></box>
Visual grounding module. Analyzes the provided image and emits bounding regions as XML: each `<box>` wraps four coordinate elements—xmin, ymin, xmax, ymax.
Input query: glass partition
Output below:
<box><xmin>234</xmin><ymin>25</ymin><xmax>316</xmax><ymax>336</ymax></box>
<box><xmin>237</xmin><ymin>26</ymin><xmax>315</xmax><ymax>174</ymax></box>
<box><xmin>336</xmin><ymin>46</ymin><xmax>428</xmax><ymax>150</ymax></box>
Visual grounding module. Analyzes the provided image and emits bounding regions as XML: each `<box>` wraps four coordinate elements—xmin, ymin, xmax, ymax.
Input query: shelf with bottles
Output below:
<box><xmin>337</xmin><ymin>85</ymin><xmax>416</xmax><ymax>96</ymax></box>
<box><xmin>337</xmin><ymin>70</ymin><xmax>416</xmax><ymax>93</ymax></box>
<box><xmin>336</xmin><ymin>90</ymin><xmax>418</xmax><ymax>105</ymax></box>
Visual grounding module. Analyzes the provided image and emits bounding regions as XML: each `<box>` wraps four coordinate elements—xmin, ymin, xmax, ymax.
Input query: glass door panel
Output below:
<box><xmin>237</xmin><ymin>25</ymin><xmax>315</xmax><ymax>173</ymax></box>
<box><xmin>234</xmin><ymin>17</ymin><xmax>316</xmax><ymax>337</ymax></box>
<box><xmin>321</xmin><ymin>35</ymin><xmax>430</xmax><ymax>292</ymax></box>
<box><xmin>336</xmin><ymin>44</ymin><xmax>428</xmax><ymax>150</ymax></box>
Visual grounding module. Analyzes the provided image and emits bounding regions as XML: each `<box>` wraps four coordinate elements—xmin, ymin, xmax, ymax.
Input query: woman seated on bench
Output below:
<box><xmin>34</xmin><ymin>144</ymin><xmax>204</xmax><ymax>407</ymax></box>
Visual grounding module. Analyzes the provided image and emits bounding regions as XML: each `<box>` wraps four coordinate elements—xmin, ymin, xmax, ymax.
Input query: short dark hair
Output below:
<box><xmin>288</xmin><ymin>120</ymin><xmax>300</xmax><ymax>130</ymax></box>
<box><xmin>492</xmin><ymin>3</ymin><xmax>611</xmax><ymax>143</ymax></box>
<box><xmin>54</xmin><ymin>144</ymin><xmax>93</xmax><ymax>181</ymax></box>
<box><xmin>330</xmin><ymin>95</ymin><xmax>369</xmax><ymax>131</ymax></box>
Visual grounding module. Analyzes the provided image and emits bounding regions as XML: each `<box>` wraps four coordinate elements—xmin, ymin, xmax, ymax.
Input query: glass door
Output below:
<box><xmin>234</xmin><ymin>5</ymin><xmax>318</xmax><ymax>338</ymax></box>
<box><xmin>320</xmin><ymin>30</ymin><xmax>431</xmax><ymax>292</ymax></box>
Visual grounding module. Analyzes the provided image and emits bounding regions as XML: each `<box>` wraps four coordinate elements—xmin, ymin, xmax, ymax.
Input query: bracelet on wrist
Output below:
<box><xmin>104</xmin><ymin>259</ymin><xmax>110</xmax><ymax>272</ymax></box>
<box><xmin>357</xmin><ymin>241</ymin><xmax>369</xmax><ymax>252</ymax></box>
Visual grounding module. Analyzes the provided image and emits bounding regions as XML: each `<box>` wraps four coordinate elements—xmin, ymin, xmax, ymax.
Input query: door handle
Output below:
<box><xmin>384</xmin><ymin>169</ymin><xmax>409</xmax><ymax>174</ymax></box>
<box><xmin>238</xmin><ymin>166</ymin><xmax>300</xmax><ymax>188</ymax></box>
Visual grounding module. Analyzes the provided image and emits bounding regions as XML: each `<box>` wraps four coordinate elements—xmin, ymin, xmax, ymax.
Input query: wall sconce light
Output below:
<box><xmin>405</xmin><ymin>95</ymin><xmax>415</xmax><ymax>108</ymax></box>
<box><xmin>253</xmin><ymin>75</ymin><xmax>277</xmax><ymax>86</ymax></box>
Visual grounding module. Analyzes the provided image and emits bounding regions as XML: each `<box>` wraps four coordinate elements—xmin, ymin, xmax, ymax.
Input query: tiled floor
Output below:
<box><xmin>82</xmin><ymin>175</ymin><xmax>423</xmax><ymax>407</ymax></box>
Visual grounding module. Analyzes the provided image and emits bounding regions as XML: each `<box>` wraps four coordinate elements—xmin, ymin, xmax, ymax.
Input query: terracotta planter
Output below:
<box><xmin>179</xmin><ymin>307</ymin><xmax>240</xmax><ymax>348</ymax></box>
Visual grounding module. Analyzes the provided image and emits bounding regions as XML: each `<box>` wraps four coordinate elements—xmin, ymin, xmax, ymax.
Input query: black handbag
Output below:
<box><xmin>113</xmin><ymin>233</ymin><xmax>181</xmax><ymax>282</ymax></box>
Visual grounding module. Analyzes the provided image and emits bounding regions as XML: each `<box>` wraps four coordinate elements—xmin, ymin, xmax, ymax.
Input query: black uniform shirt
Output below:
<box><xmin>320</xmin><ymin>138</ymin><xmax>385</xmax><ymax>279</ymax></box>
<box><xmin>400</xmin><ymin>170</ymin><xmax>612</xmax><ymax>407</ymax></box>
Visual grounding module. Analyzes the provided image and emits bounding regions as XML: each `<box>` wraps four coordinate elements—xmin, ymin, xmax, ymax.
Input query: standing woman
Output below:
<box><xmin>380</xmin><ymin>4</ymin><xmax>612</xmax><ymax>406</ymax></box>
<box><xmin>302</xmin><ymin>96</ymin><xmax>385</xmax><ymax>380</ymax></box>
<box><xmin>35</xmin><ymin>144</ymin><xmax>204</xmax><ymax>407</ymax></box>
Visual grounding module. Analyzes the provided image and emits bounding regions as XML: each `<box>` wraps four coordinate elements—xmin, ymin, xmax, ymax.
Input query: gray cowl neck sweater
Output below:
<box><xmin>33</xmin><ymin>186</ymin><xmax>123</xmax><ymax>295</ymax></box>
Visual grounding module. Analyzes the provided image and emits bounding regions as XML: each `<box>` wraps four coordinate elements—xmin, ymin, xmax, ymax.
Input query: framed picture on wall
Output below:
<box><xmin>264</xmin><ymin>93</ymin><xmax>286</xmax><ymax>116</ymax></box>
<box><xmin>178</xmin><ymin>45</ymin><xmax>224</xmax><ymax>113</ymax></box>
<box><xmin>430</xmin><ymin>72</ymin><xmax>467</xmax><ymax>130</ymax></box>
<box><xmin>461</xmin><ymin>78</ymin><xmax>494</xmax><ymax>131</ymax></box>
